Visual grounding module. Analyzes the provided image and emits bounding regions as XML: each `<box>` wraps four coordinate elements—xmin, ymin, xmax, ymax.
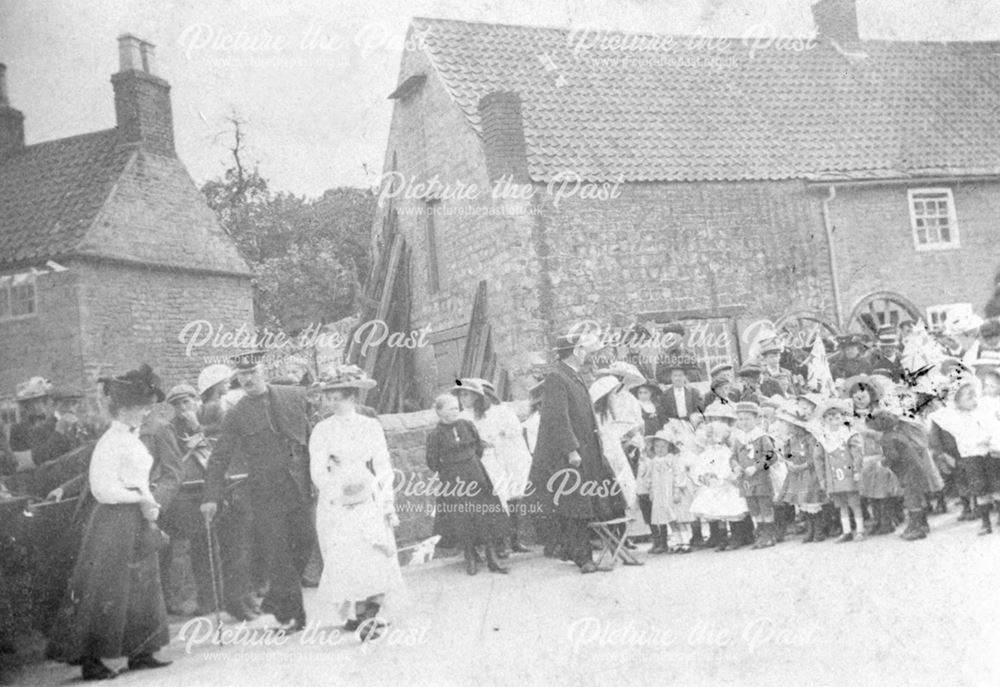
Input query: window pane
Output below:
<box><xmin>10</xmin><ymin>284</ymin><xmax>35</xmax><ymax>317</ymax></box>
<box><xmin>940</xmin><ymin>225</ymin><xmax>950</xmax><ymax>242</ymax></box>
<box><xmin>916</xmin><ymin>228</ymin><xmax>927</xmax><ymax>244</ymax></box>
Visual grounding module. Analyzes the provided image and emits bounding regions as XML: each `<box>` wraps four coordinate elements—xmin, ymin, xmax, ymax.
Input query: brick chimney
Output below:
<box><xmin>0</xmin><ymin>64</ymin><xmax>25</xmax><ymax>162</ymax></box>
<box><xmin>811</xmin><ymin>0</ymin><xmax>860</xmax><ymax>48</ymax></box>
<box><xmin>478</xmin><ymin>91</ymin><xmax>530</xmax><ymax>184</ymax></box>
<box><xmin>111</xmin><ymin>34</ymin><xmax>175</xmax><ymax>156</ymax></box>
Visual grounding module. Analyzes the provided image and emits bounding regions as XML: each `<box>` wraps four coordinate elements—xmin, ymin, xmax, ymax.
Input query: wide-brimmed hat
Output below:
<box><xmin>15</xmin><ymin>377</ymin><xmax>52</xmax><ymax>402</ymax></box>
<box><xmin>702</xmin><ymin>400</ymin><xmax>737</xmax><ymax>421</ymax></box>
<box><xmin>796</xmin><ymin>392</ymin><xmax>826</xmax><ymax>408</ymax></box>
<box><xmin>759</xmin><ymin>395</ymin><xmax>785</xmax><ymax>410</ymax></box>
<box><xmin>165</xmin><ymin>384</ymin><xmax>198</xmax><ymax>405</ymax></box>
<box><xmin>229</xmin><ymin>350</ymin><xmax>269</xmax><ymax>371</ymax></box>
<box><xmin>877</xmin><ymin>326</ymin><xmax>899</xmax><ymax>346</ymax></box>
<box><xmin>477</xmin><ymin>379</ymin><xmax>502</xmax><ymax>404</ymax></box>
<box><xmin>709</xmin><ymin>363</ymin><xmax>733</xmax><ymax>378</ymax></box>
<box><xmin>816</xmin><ymin>397</ymin><xmax>852</xmax><ymax>418</ymax></box>
<box><xmin>644</xmin><ymin>426</ymin><xmax>680</xmax><ymax>450</ymax></box>
<box><xmin>773</xmin><ymin>402</ymin><xmax>814</xmax><ymax>429</ymax></box>
<box><xmin>99</xmin><ymin>364</ymin><xmax>165</xmax><ymax>406</ymax></box>
<box><xmin>451</xmin><ymin>378</ymin><xmax>487</xmax><ymax>398</ymax></box>
<box><xmin>595</xmin><ymin>361</ymin><xmax>645</xmax><ymax>389</ymax></box>
<box><xmin>844</xmin><ymin>374</ymin><xmax>882</xmax><ymax>402</ymax></box>
<box><xmin>633</xmin><ymin>379</ymin><xmax>661</xmax><ymax>395</ymax></box>
<box><xmin>589</xmin><ymin>375</ymin><xmax>622</xmax><ymax>403</ymax></box>
<box><xmin>197</xmin><ymin>364</ymin><xmax>234</xmax><ymax>396</ymax></box>
<box><xmin>316</xmin><ymin>365</ymin><xmax>377</xmax><ymax>391</ymax></box>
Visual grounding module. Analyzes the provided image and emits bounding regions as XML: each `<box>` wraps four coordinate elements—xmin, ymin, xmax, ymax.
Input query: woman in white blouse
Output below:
<box><xmin>308</xmin><ymin>366</ymin><xmax>402</xmax><ymax>641</ymax></box>
<box><xmin>47</xmin><ymin>364</ymin><xmax>171</xmax><ymax>681</ymax></box>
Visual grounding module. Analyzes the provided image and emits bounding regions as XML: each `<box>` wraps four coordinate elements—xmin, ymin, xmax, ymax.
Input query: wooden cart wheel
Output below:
<box><xmin>846</xmin><ymin>291</ymin><xmax>923</xmax><ymax>336</ymax></box>
<box><xmin>773</xmin><ymin>311</ymin><xmax>840</xmax><ymax>350</ymax></box>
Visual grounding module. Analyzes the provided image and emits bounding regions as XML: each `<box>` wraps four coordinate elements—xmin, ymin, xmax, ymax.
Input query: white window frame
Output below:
<box><xmin>926</xmin><ymin>302</ymin><xmax>972</xmax><ymax>333</ymax></box>
<box><xmin>0</xmin><ymin>273</ymin><xmax>37</xmax><ymax>322</ymax></box>
<box><xmin>908</xmin><ymin>188</ymin><xmax>959</xmax><ymax>251</ymax></box>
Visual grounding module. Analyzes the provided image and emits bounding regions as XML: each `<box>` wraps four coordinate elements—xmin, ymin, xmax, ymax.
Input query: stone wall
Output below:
<box><xmin>379</xmin><ymin>409</ymin><xmax>439</xmax><ymax>546</ymax></box>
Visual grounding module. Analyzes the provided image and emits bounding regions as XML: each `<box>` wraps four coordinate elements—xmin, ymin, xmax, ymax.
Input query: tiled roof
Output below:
<box><xmin>412</xmin><ymin>17</ymin><xmax>1000</xmax><ymax>182</ymax></box>
<box><xmin>0</xmin><ymin>129</ymin><xmax>132</xmax><ymax>267</ymax></box>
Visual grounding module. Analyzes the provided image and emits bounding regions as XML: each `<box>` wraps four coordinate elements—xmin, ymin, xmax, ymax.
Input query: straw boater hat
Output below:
<box><xmin>758</xmin><ymin>339</ymin><xmax>782</xmax><ymax>356</ymax></box>
<box><xmin>589</xmin><ymin>375</ymin><xmax>622</xmax><ymax>404</ymax></box>
<box><xmin>876</xmin><ymin>326</ymin><xmax>899</xmax><ymax>347</ymax></box>
<box><xmin>15</xmin><ymin>377</ymin><xmax>53</xmax><ymax>402</ymax></box>
<box><xmin>773</xmin><ymin>401</ymin><xmax>813</xmax><ymax>430</ymax></box>
<box><xmin>701</xmin><ymin>400</ymin><xmax>737</xmax><ymax>421</ymax></box>
<box><xmin>99</xmin><ymin>364</ymin><xmax>165</xmax><ymax>406</ymax></box>
<box><xmin>595</xmin><ymin>361</ymin><xmax>645</xmax><ymax>390</ymax></box>
<box><xmin>316</xmin><ymin>365</ymin><xmax>377</xmax><ymax>391</ymax></box>
<box><xmin>734</xmin><ymin>401</ymin><xmax>761</xmax><ymax>416</ymax></box>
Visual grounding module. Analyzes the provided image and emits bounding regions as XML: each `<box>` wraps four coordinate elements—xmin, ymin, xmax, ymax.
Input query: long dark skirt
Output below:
<box><xmin>46</xmin><ymin>503</ymin><xmax>169</xmax><ymax>662</ymax></box>
<box><xmin>432</xmin><ymin>460</ymin><xmax>509</xmax><ymax>549</ymax></box>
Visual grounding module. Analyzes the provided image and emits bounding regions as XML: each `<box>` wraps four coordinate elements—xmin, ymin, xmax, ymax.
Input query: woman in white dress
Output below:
<box><xmin>590</xmin><ymin>376</ymin><xmax>641</xmax><ymax>539</ymax></box>
<box><xmin>308</xmin><ymin>366</ymin><xmax>402</xmax><ymax>641</ymax></box>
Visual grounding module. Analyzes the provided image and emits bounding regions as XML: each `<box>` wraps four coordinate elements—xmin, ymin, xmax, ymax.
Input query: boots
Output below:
<box><xmin>934</xmin><ymin>492</ymin><xmax>948</xmax><ymax>514</ymax></box>
<box><xmin>774</xmin><ymin>507</ymin><xmax>787</xmax><ymax>543</ymax></box>
<box><xmin>876</xmin><ymin>501</ymin><xmax>896</xmax><ymax>535</ymax></box>
<box><xmin>510</xmin><ymin>512</ymin><xmax>530</xmax><ymax>553</ymax></box>
<box><xmin>649</xmin><ymin>526</ymin><xmax>667</xmax><ymax>555</ymax></box>
<box><xmin>484</xmin><ymin>544</ymin><xmax>510</xmax><ymax>573</ymax></box>
<box><xmin>978</xmin><ymin>504</ymin><xmax>993</xmax><ymax>536</ymax></box>
<box><xmin>958</xmin><ymin>497</ymin><xmax>976</xmax><ymax>521</ymax></box>
<box><xmin>813</xmin><ymin>513</ymin><xmax>827</xmax><ymax>542</ymax></box>
<box><xmin>802</xmin><ymin>513</ymin><xmax>816</xmax><ymax>543</ymax></box>
<box><xmin>866</xmin><ymin>501</ymin><xmax>882</xmax><ymax>535</ymax></box>
<box><xmin>704</xmin><ymin>521</ymin><xmax>723</xmax><ymax>549</ymax></box>
<box><xmin>752</xmin><ymin>522</ymin><xmax>775</xmax><ymax>549</ymax></box>
<box><xmin>901</xmin><ymin>510</ymin><xmax>927</xmax><ymax>541</ymax></box>
<box><xmin>727</xmin><ymin>520</ymin><xmax>750</xmax><ymax>551</ymax></box>
<box><xmin>714</xmin><ymin>522</ymin><xmax>730</xmax><ymax>552</ymax></box>
<box><xmin>689</xmin><ymin>519</ymin><xmax>705</xmax><ymax>549</ymax></box>
<box><xmin>464</xmin><ymin>545</ymin><xmax>479</xmax><ymax>575</ymax></box>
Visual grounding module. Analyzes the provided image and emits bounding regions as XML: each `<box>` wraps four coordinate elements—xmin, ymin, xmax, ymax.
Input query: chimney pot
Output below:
<box><xmin>112</xmin><ymin>34</ymin><xmax>174</xmax><ymax>156</ymax></box>
<box><xmin>118</xmin><ymin>33</ymin><xmax>143</xmax><ymax>71</ymax></box>
<box><xmin>0</xmin><ymin>64</ymin><xmax>9</xmax><ymax>106</ymax></box>
<box><xmin>478</xmin><ymin>91</ymin><xmax>530</xmax><ymax>185</ymax></box>
<box><xmin>140</xmin><ymin>41</ymin><xmax>156</xmax><ymax>74</ymax></box>
<box><xmin>811</xmin><ymin>0</ymin><xmax>860</xmax><ymax>48</ymax></box>
<box><xmin>0</xmin><ymin>62</ymin><xmax>25</xmax><ymax>161</ymax></box>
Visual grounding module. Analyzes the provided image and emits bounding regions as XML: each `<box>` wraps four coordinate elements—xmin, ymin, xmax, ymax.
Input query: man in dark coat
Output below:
<box><xmin>866</xmin><ymin>327</ymin><xmax>904</xmax><ymax>382</ymax></box>
<box><xmin>529</xmin><ymin>334</ymin><xmax>624</xmax><ymax>574</ymax></box>
<box><xmin>829</xmin><ymin>334</ymin><xmax>874</xmax><ymax>380</ymax></box>
<box><xmin>658</xmin><ymin>366</ymin><xmax>703</xmax><ymax>424</ymax></box>
<box><xmin>201</xmin><ymin>352</ymin><xmax>313</xmax><ymax>632</ymax></box>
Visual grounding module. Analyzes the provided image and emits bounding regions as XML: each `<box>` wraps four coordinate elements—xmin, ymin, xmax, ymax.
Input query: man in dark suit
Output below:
<box><xmin>658</xmin><ymin>367</ymin><xmax>703</xmax><ymax>425</ymax></box>
<box><xmin>529</xmin><ymin>333</ymin><xmax>624</xmax><ymax>574</ymax></box>
<box><xmin>201</xmin><ymin>352</ymin><xmax>313</xmax><ymax>633</ymax></box>
<box><xmin>829</xmin><ymin>334</ymin><xmax>874</xmax><ymax>381</ymax></box>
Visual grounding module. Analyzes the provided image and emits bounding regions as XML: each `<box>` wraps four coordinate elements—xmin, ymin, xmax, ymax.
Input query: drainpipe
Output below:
<box><xmin>820</xmin><ymin>184</ymin><xmax>843</xmax><ymax>328</ymax></box>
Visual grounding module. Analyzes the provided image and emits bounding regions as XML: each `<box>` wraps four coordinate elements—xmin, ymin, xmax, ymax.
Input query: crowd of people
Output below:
<box><xmin>2</xmin><ymin>309</ymin><xmax>1000</xmax><ymax>679</ymax></box>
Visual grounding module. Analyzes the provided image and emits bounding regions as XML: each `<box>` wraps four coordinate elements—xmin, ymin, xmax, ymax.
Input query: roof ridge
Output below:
<box><xmin>19</xmin><ymin>127</ymin><xmax>119</xmax><ymax>152</ymax></box>
<box><xmin>411</xmin><ymin>16</ymin><xmax>1000</xmax><ymax>46</ymax></box>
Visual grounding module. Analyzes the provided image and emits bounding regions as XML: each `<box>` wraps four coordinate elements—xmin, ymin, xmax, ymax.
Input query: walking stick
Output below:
<box><xmin>203</xmin><ymin>510</ymin><xmax>224</xmax><ymax>644</ymax></box>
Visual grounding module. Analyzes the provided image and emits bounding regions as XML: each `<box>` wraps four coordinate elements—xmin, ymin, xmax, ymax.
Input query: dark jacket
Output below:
<box><xmin>529</xmin><ymin>360</ymin><xmax>623</xmax><ymax>520</ymax></box>
<box><xmin>140</xmin><ymin>416</ymin><xmax>185</xmax><ymax>512</ymax></box>
<box><xmin>658</xmin><ymin>385</ymin><xmax>703</xmax><ymax>423</ymax></box>
<box><xmin>203</xmin><ymin>384</ymin><xmax>311</xmax><ymax>508</ymax></box>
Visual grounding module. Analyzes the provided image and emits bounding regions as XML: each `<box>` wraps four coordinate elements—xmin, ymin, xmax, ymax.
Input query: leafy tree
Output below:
<box><xmin>201</xmin><ymin>117</ymin><xmax>374</xmax><ymax>332</ymax></box>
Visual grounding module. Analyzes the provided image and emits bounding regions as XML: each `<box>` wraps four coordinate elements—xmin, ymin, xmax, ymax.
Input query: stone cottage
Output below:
<box><xmin>0</xmin><ymin>35</ymin><xmax>254</xmax><ymax>411</ymax></box>
<box><xmin>374</xmin><ymin>0</ymin><xmax>1000</xmax><ymax>403</ymax></box>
